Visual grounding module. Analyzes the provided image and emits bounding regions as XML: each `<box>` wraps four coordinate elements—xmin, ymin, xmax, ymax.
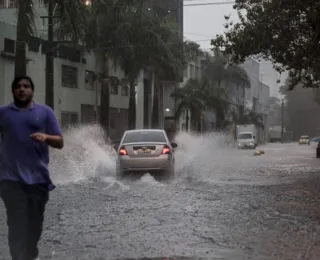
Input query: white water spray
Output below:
<box><xmin>48</xmin><ymin>125</ymin><xmax>240</xmax><ymax>185</ymax></box>
<box><xmin>50</xmin><ymin>124</ymin><xmax>116</xmax><ymax>184</ymax></box>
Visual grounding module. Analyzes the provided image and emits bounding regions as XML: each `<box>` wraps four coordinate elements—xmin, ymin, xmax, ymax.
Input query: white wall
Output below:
<box><xmin>0</xmin><ymin>21</ymin><xmax>132</xmax><ymax>123</ymax></box>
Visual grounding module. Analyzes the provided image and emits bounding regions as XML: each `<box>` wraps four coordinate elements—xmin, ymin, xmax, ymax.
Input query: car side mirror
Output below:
<box><xmin>113</xmin><ymin>144</ymin><xmax>119</xmax><ymax>150</ymax></box>
<box><xmin>171</xmin><ymin>142</ymin><xmax>178</xmax><ymax>148</ymax></box>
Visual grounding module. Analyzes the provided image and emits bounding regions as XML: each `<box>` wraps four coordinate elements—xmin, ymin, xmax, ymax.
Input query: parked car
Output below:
<box><xmin>299</xmin><ymin>135</ymin><xmax>310</xmax><ymax>145</ymax></box>
<box><xmin>114</xmin><ymin>129</ymin><xmax>177</xmax><ymax>180</ymax></box>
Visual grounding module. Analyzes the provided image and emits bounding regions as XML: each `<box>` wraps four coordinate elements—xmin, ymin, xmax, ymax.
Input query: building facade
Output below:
<box><xmin>0</xmin><ymin>0</ymin><xmax>133</xmax><ymax>140</ymax></box>
<box><xmin>241</xmin><ymin>58</ymin><xmax>270</xmax><ymax>142</ymax></box>
<box><xmin>0</xmin><ymin>0</ymin><xmax>186</xmax><ymax>139</ymax></box>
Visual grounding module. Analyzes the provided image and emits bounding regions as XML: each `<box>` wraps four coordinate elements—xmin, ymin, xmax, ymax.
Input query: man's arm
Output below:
<box><xmin>46</xmin><ymin>135</ymin><xmax>63</xmax><ymax>149</ymax></box>
<box><xmin>45</xmin><ymin>107</ymin><xmax>64</xmax><ymax>149</ymax></box>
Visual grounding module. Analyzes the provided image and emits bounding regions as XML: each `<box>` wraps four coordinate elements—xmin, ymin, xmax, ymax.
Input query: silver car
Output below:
<box><xmin>114</xmin><ymin>129</ymin><xmax>177</xmax><ymax>180</ymax></box>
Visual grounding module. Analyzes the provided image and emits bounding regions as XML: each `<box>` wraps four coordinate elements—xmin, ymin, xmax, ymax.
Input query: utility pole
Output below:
<box><xmin>281</xmin><ymin>98</ymin><xmax>284</xmax><ymax>143</ymax></box>
<box><xmin>45</xmin><ymin>2</ymin><xmax>54</xmax><ymax>109</ymax></box>
<box><xmin>41</xmin><ymin>3</ymin><xmax>58</xmax><ymax>110</ymax></box>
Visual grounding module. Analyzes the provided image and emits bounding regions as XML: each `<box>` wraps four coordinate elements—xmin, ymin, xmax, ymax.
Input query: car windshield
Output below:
<box><xmin>301</xmin><ymin>136</ymin><xmax>309</xmax><ymax>139</ymax></box>
<box><xmin>238</xmin><ymin>133</ymin><xmax>252</xmax><ymax>139</ymax></box>
<box><xmin>122</xmin><ymin>131</ymin><xmax>167</xmax><ymax>143</ymax></box>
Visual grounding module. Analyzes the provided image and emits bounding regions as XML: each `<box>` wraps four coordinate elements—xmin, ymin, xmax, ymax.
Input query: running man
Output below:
<box><xmin>0</xmin><ymin>76</ymin><xmax>63</xmax><ymax>260</ymax></box>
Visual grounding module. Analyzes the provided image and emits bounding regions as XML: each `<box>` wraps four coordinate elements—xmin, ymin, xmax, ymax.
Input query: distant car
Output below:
<box><xmin>299</xmin><ymin>135</ymin><xmax>310</xmax><ymax>145</ymax></box>
<box><xmin>312</xmin><ymin>137</ymin><xmax>320</xmax><ymax>143</ymax></box>
<box><xmin>114</xmin><ymin>129</ymin><xmax>177</xmax><ymax>180</ymax></box>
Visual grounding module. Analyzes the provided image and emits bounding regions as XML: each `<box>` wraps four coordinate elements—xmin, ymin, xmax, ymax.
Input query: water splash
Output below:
<box><xmin>48</xmin><ymin>125</ymin><xmax>251</xmax><ymax>185</ymax></box>
<box><xmin>50</xmin><ymin>124</ymin><xmax>116</xmax><ymax>184</ymax></box>
<box><xmin>173</xmin><ymin>131</ymin><xmax>237</xmax><ymax>179</ymax></box>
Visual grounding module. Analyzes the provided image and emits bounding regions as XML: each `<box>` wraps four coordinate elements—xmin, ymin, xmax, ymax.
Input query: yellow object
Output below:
<box><xmin>254</xmin><ymin>151</ymin><xmax>261</xmax><ymax>156</ymax></box>
<box><xmin>258</xmin><ymin>150</ymin><xmax>265</xmax><ymax>154</ymax></box>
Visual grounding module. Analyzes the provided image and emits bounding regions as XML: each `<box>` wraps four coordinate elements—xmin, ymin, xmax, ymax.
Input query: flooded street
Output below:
<box><xmin>1</xmin><ymin>128</ymin><xmax>320</xmax><ymax>259</ymax></box>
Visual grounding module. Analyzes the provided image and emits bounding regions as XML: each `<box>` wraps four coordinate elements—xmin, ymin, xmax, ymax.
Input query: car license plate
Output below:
<box><xmin>137</xmin><ymin>149</ymin><xmax>152</xmax><ymax>154</ymax></box>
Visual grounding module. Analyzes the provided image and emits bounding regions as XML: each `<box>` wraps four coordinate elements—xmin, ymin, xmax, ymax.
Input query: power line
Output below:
<box><xmin>93</xmin><ymin>2</ymin><xmax>235</xmax><ymax>8</ymax></box>
<box><xmin>184</xmin><ymin>1</ymin><xmax>235</xmax><ymax>6</ymax></box>
<box><xmin>96</xmin><ymin>38</ymin><xmax>212</xmax><ymax>50</ymax></box>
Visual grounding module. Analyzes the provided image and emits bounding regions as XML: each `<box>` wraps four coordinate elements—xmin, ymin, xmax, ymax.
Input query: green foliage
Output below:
<box><xmin>51</xmin><ymin>0</ymin><xmax>89</xmax><ymax>43</ymax></box>
<box><xmin>171</xmin><ymin>77</ymin><xmax>228</xmax><ymax>126</ymax></box>
<box><xmin>203</xmin><ymin>49</ymin><xmax>250</xmax><ymax>88</ymax></box>
<box><xmin>212</xmin><ymin>0</ymin><xmax>320</xmax><ymax>90</ymax></box>
<box><xmin>171</xmin><ymin>79</ymin><xmax>207</xmax><ymax>117</ymax></box>
<box><xmin>231</xmin><ymin>108</ymin><xmax>264</xmax><ymax>129</ymax></box>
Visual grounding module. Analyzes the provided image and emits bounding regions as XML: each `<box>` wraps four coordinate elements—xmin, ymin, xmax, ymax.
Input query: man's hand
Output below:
<box><xmin>30</xmin><ymin>133</ymin><xmax>48</xmax><ymax>142</ymax></box>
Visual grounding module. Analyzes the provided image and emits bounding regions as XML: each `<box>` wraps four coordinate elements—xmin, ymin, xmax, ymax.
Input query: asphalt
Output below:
<box><xmin>1</xmin><ymin>138</ymin><xmax>320</xmax><ymax>260</ymax></box>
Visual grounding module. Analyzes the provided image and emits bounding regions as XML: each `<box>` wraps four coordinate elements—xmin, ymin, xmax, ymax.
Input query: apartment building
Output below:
<box><xmin>241</xmin><ymin>58</ymin><xmax>271</xmax><ymax>142</ymax></box>
<box><xmin>0</xmin><ymin>0</ymin><xmax>131</xmax><ymax>140</ymax></box>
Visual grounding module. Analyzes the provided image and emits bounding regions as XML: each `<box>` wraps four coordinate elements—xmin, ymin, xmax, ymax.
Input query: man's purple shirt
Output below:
<box><xmin>0</xmin><ymin>102</ymin><xmax>62</xmax><ymax>190</ymax></box>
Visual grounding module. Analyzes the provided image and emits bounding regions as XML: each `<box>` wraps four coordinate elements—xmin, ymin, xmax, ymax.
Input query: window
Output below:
<box><xmin>121</xmin><ymin>85</ymin><xmax>129</xmax><ymax>96</ymax></box>
<box><xmin>120</xmin><ymin>79</ymin><xmax>129</xmax><ymax>96</ymax></box>
<box><xmin>122</xmin><ymin>130</ymin><xmax>166</xmax><ymax>143</ymax></box>
<box><xmin>81</xmin><ymin>104</ymin><xmax>97</xmax><ymax>123</ymax></box>
<box><xmin>28</xmin><ymin>36</ymin><xmax>41</xmax><ymax>52</ymax></box>
<box><xmin>0</xmin><ymin>0</ymin><xmax>16</xmax><ymax>8</ymax></box>
<box><xmin>3</xmin><ymin>38</ymin><xmax>15</xmax><ymax>53</ymax></box>
<box><xmin>61</xmin><ymin>111</ymin><xmax>78</xmax><ymax>128</ymax></box>
<box><xmin>61</xmin><ymin>65</ymin><xmax>78</xmax><ymax>88</ymax></box>
<box><xmin>85</xmin><ymin>70</ymin><xmax>95</xmax><ymax>90</ymax></box>
<box><xmin>109</xmin><ymin>76</ymin><xmax>119</xmax><ymax>95</ymax></box>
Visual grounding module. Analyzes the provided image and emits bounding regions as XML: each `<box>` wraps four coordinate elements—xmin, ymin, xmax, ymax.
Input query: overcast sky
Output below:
<box><xmin>183</xmin><ymin>2</ymin><xmax>238</xmax><ymax>51</ymax></box>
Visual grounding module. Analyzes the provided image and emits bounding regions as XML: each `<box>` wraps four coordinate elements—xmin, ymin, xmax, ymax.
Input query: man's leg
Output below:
<box><xmin>26</xmin><ymin>184</ymin><xmax>49</xmax><ymax>260</ymax></box>
<box><xmin>0</xmin><ymin>181</ymin><xmax>29</xmax><ymax>260</ymax></box>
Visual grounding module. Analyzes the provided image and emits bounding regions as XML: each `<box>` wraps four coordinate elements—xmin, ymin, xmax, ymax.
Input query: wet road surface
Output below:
<box><xmin>1</xmin><ymin>139</ymin><xmax>320</xmax><ymax>260</ymax></box>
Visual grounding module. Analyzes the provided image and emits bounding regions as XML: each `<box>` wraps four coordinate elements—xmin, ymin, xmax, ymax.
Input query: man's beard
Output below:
<box><xmin>13</xmin><ymin>95</ymin><xmax>33</xmax><ymax>108</ymax></box>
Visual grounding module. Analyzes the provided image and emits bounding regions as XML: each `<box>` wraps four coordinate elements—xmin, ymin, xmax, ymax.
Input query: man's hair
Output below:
<box><xmin>11</xmin><ymin>75</ymin><xmax>35</xmax><ymax>90</ymax></box>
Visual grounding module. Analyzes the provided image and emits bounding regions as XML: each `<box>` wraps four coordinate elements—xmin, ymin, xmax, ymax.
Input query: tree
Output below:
<box><xmin>230</xmin><ymin>108</ymin><xmax>264</xmax><ymax>139</ymax></box>
<box><xmin>15</xmin><ymin>0</ymin><xmax>88</xmax><ymax>109</ymax></box>
<box><xmin>201</xmin><ymin>49</ymin><xmax>250</xmax><ymax>125</ymax></box>
<box><xmin>211</xmin><ymin>0</ymin><xmax>320</xmax><ymax>90</ymax></box>
<box><xmin>84</xmin><ymin>0</ymin><xmax>145</xmax><ymax>132</ymax></box>
<box><xmin>97</xmin><ymin>5</ymin><xmax>199</xmax><ymax>130</ymax></box>
<box><xmin>196</xmin><ymin>77</ymin><xmax>228</xmax><ymax>129</ymax></box>
<box><xmin>171</xmin><ymin>78</ymin><xmax>227</xmax><ymax>131</ymax></box>
<box><xmin>101</xmin><ymin>4</ymin><xmax>173</xmax><ymax>130</ymax></box>
<box><xmin>203</xmin><ymin>49</ymin><xmax>250</xmax><ymax>88</ymax></box>
<box><xmin>279</xmin><ymin>79</ymin><xmax>320</xmax><ymax>139</ymax></box>
<box><xmin>171</xmin><ymin>79</ymin><xmax>206</xmax><ymax>131</ymax></box>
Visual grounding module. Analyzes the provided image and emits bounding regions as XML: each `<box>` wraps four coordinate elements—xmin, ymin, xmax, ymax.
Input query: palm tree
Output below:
<box><xmin>171</xmin><ymin>79</ymin><xmax>206</xmax><ymax>131</ymax></box>
<box><xmin>101</xmin><ymin>4</ymin><xmax>164</xmax><ymax>130</ymax></box>
<box><xmin>83</xmin><ymin>0</ymin><xmax>145</xmax><ymax>131</ymax></box>
<box><xmin>15</xmin><ymin>0</ymin><xmax>88</xmax><ymax>108</ymax></box>
<box><xmin>243</xmin><ymin>109</ymin><xmax>264</xmax><ymax>129</ymax></box>
<box><xmin>198</xmin><ymin>76</ymin><xmax>228</xmax><ymax>128</ymax></box>
<box><xmin>99</xmin><ymin>5</ymin><xmax>194</xmax><ymax>130</ymax></box>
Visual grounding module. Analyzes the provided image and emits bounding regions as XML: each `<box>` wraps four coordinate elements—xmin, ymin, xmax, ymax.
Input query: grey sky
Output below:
<box><xmin>183</xmin><ymin>2</ymin><xmax>238</xmax><ymax>50</ymax></box>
